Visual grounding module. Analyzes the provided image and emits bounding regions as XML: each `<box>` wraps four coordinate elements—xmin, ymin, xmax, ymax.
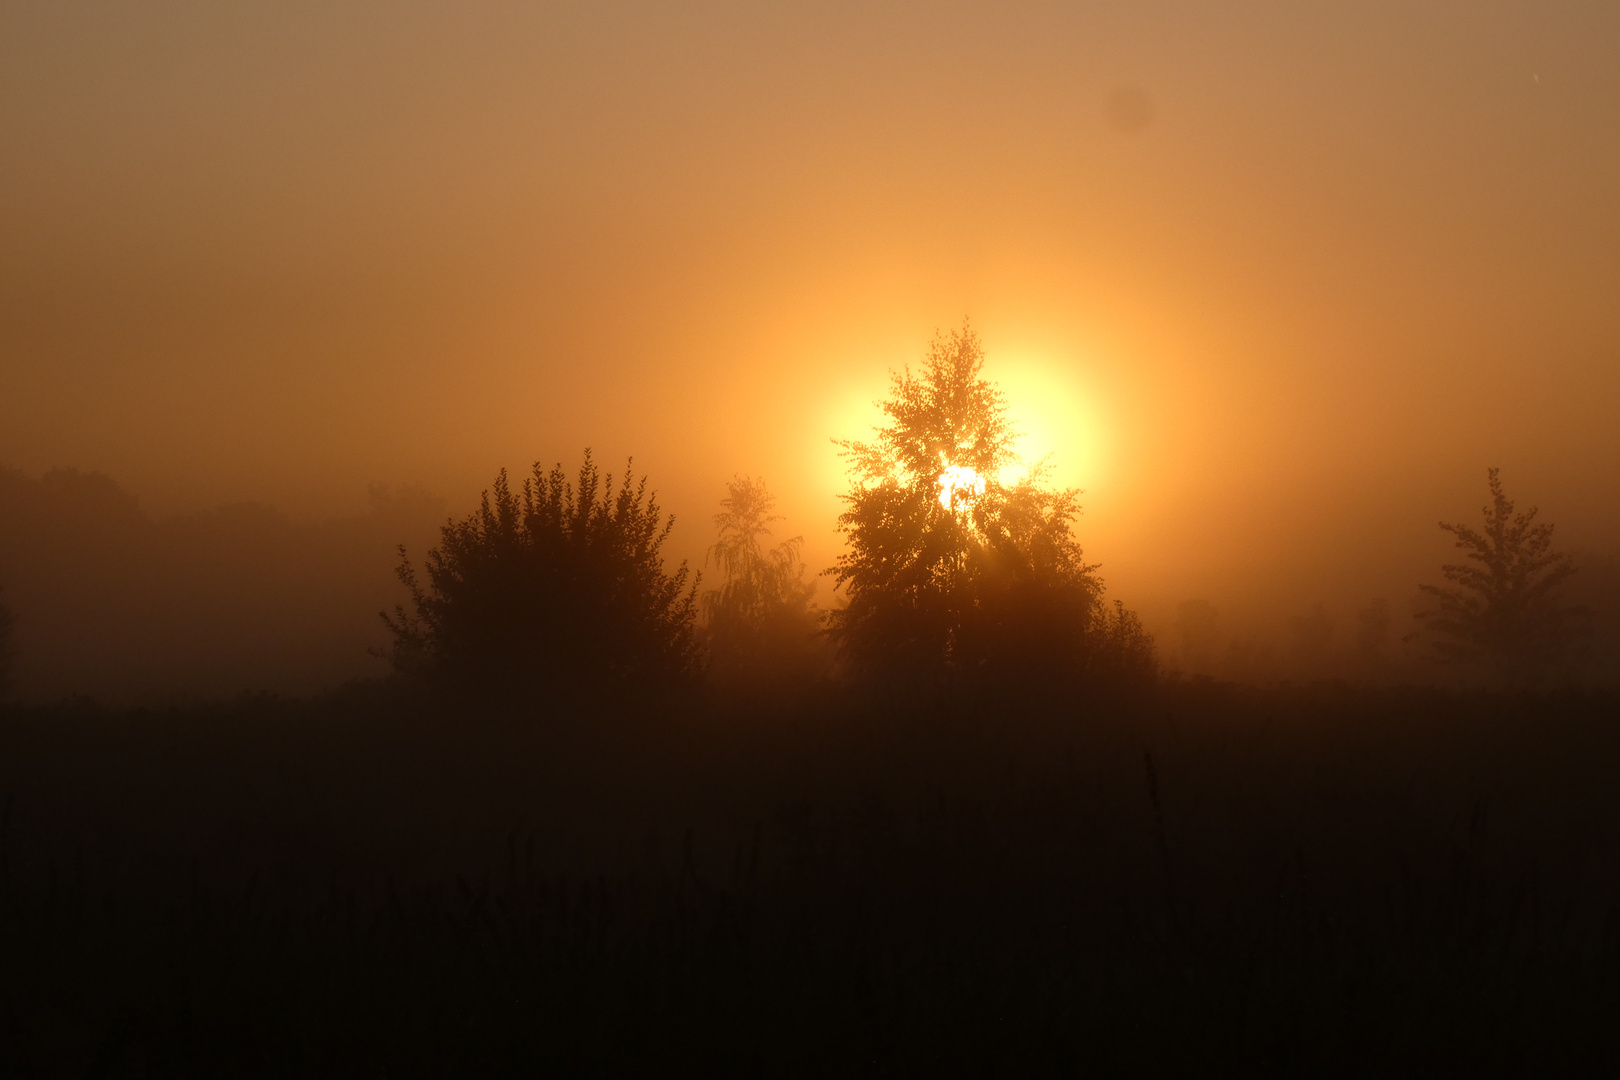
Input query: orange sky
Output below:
<box><xmin>3</xmin><ymin>0</ymin><xmax>1618</xmax><ymax>639</ymax></box>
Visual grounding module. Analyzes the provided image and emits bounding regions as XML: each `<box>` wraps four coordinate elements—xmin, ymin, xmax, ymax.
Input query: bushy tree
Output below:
<box><xmin>382</xmin><ymin>452</ymin><xmax>700</xmax><ymax>692</ymax></box>
<box><xmin>702</xmin><ymin>476</ymin><xmax>824</xmax><ymax>684</ymax></box>
<box><xmin>1418</xmin><ymin>468</ymin><xmax>1587</xmax><ymax>682</ymax></box>
<box><xmin>828</xmin><ymin>324</ymin><xmax>1154</xmax><ymax>686</ymax></box>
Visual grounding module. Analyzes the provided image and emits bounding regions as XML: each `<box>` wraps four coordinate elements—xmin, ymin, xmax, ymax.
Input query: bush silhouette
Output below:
<box><xmin>828</xmin><ymin>324</ymin><xmax>1154</xmax><ymax>686</ymax></box>
<box><xmin>382</xmin><ymin>452</ymin><xmax>699</xmax><ymax>691</ymax></box>
<box><xmin>1418</xmin><ymin>467</ymin><xmax>1588</xmax><ymax>683</ymax></box>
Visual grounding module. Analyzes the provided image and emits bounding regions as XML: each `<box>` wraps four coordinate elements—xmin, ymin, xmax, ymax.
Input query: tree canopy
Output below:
<box><xmin>828</xmin><ymin>324</ymin><xmax>1154</xmax><ymax>686</ymax></box>
<box><xmin>382</xmin><ymin>452</ymin><xmax>700</xmax><ymax>692</ymax></box>
<box><xmin>1418</xmin><ymin>468</ymin><xmax>1587</xmax><ymax>682</ymax></box>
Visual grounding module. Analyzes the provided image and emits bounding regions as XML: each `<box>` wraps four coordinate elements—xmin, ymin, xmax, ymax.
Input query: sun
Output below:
<box><xmin>816</xmin><ymin>340</ymin><xmax>1114</xmax><ymax>528</ymax></box>
<box><xmin>937</xmin><ymin>462</ymin><xmax>986</xmax><ymax>514</ymax></box>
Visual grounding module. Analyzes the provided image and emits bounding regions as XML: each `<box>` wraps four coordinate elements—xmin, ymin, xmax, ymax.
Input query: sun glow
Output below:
<box><xmin>992</xmin><ymin>355</ymin><xmax>1114</xmax><ymax>492</ymax></box>
<box><xmin>816</xmin><ymin>343</ymin><xmax>1116</xmax><ymax>532</ymax></box>
<box><xmin>937</xmin><ymin>463</ymin><xmax>986</xmax><ymax>513</ymax></box>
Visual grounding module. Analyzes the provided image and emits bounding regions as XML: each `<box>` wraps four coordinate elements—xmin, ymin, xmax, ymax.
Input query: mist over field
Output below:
<box><xmin>2</xmin><ymin>452</ymin><xmax>1619</xmax><ymax>705</ymax></box>
<box><xmin>3</xmin><ymin>2</ymin><xmax>1620</xmax><ymax>1072</ymax></box>
<box><xmin>4</xmin><ymin>0</ymin><xmax>1620</xmax><ymax>702</ymax></box>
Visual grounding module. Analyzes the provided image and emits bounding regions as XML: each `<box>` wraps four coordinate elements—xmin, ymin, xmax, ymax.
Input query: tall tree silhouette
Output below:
<box><xmin>382</xmin><ymin>452</ymin><xmax>699</xmax><ymax>691</ymax></box>
<box><xmin>702</xmin><ymin>476</ymin><xmax>823</xmax><ymax>683</ymax></box>
<box><xmin>828</xmin><ymin>323</ymin><xmax>1154</xmax><ymax>685</ymax></box>
<box><xmin>1418</xmin><ymin>468</ymin><xmax>1587</xmax><ymax>682</ymax></box>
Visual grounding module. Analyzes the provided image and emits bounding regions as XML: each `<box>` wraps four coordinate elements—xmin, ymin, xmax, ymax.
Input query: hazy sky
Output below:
<box><xmin>4</xmin><ymin>0</ymin><xmax>1618</xmax><ymax>633</ymax></box>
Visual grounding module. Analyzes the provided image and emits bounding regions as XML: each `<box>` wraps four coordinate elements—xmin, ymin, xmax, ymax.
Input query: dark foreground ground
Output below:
<box><xmin>2</xmin><ymin>679</ymin><xmax>1619</xmax><ymax>1076</ymax></box>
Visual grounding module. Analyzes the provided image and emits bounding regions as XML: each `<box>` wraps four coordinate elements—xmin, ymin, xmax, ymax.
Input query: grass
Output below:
<box><xmin>2</xmin><ymin>679</ymin><xmax>1618</xmax><ymax>1075</ymax></box>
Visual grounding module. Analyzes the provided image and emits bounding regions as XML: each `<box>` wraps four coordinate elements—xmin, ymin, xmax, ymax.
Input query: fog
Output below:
<box><xmin>3</xmin><ymin>0</ymin><xmax>1619</xmax><ymax>701</ymax></box>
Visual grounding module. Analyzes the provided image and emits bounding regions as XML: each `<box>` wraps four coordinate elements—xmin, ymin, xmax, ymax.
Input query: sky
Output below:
<box><xmin>3</xmin><ymin>0</ymin><xmax>1618</xmax><ymax>648</ymax></box>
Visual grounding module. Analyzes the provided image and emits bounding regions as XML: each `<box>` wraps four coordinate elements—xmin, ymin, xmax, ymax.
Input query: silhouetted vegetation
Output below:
<box><xmin>7</xmin><ymin>361</ymin><xmax>1620</xmax><ymax>1074</ymax></box>
<box><xmin>702</xmin><ymin>476</ymin><xmax>827</xmax><ymax>686</ymax></box>
<box><xmin>1418</xmin><ymin>468</ymin><xmax>1589</xmax><ymax>684</ymax></box>
<box><xmin>382</xmin><ymin>452</ymin><xmax>700</xmax><ymax>693</ymax></box>
<box><xmin>0</xmin><ymin>466</ymin><xmax>444</xmax><ymax>703</ymax></box>
<box><xmin>828</xmin><ymin>324</ymin><xmax>1155</xmax><ymax>687</ymax></box>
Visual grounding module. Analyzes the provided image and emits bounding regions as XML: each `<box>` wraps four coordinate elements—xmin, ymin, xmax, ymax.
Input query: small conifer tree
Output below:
<box><xmin>1418</xmin><ymin>468</ymin><xmax>1587</xmax><ymax>683</ymax></box>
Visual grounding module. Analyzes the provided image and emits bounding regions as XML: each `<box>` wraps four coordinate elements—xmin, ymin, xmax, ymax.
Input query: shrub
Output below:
<box><xmin>382</xmin><ymin>452</ymin><xmax>699</xmax><ymax>693</ymax></box>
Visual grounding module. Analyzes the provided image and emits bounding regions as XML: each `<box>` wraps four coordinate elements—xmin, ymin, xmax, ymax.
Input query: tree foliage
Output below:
<box><xmin>382</xmin><ymin>452</ymin><xmax>700</xmax><ymax>691</ymax></box>
<box><xmin>1418</xmin><ymin>468</ymin><xmax>1587</xmax><ymax>681</ymax></box>
<box><xmin>828</xmin><ymin>324</ymin><xmax>1154</xmax><ymax>685</ymax></box>
<box><xmin>702</xmin><ymin>476</ymin><xmax>823</xmax><ymax>683</ymax></box>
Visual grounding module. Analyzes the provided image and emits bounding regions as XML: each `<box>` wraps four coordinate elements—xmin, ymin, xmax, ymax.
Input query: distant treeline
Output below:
<box><xmin>0</xmin><ymin>466</ymin><xmax>444</xmax><ymax>703</ymax></box>
<box><xmin>2</xmin><ymin>330</ymin><xmax>1617</xmax><ymax>704</ymax></box>
<box><xmin>1169</xmin><ymin>555</ymin><xmax>1620</xmax><ymax>688</ymax></box>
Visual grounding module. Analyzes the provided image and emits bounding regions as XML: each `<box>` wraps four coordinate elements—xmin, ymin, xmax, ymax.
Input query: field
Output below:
<box><xmin>3</xmin><ymin>680</ymin><xmax>1618</xmax><ymax>1075</ymax></box>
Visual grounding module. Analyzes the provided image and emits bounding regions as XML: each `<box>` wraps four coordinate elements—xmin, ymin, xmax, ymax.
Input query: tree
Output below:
<box><xmin>702</xmin><ymin>476</ymin><xmax>824</xmax><ymax>684</ymax></box>
<box><xmin>828</xmin><ymin>323</ymin><xmax>1154</xmax><ymax>685</ymax></box>
<box><xmin>1417</xmin><ymin>468</ymin><xmax>1587</xmax><ymax>682</ymax></box>
<box><xmin>381</xmin><ymin>451</ymin><xmax>700</xmax><ymax>692</ymax></box>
